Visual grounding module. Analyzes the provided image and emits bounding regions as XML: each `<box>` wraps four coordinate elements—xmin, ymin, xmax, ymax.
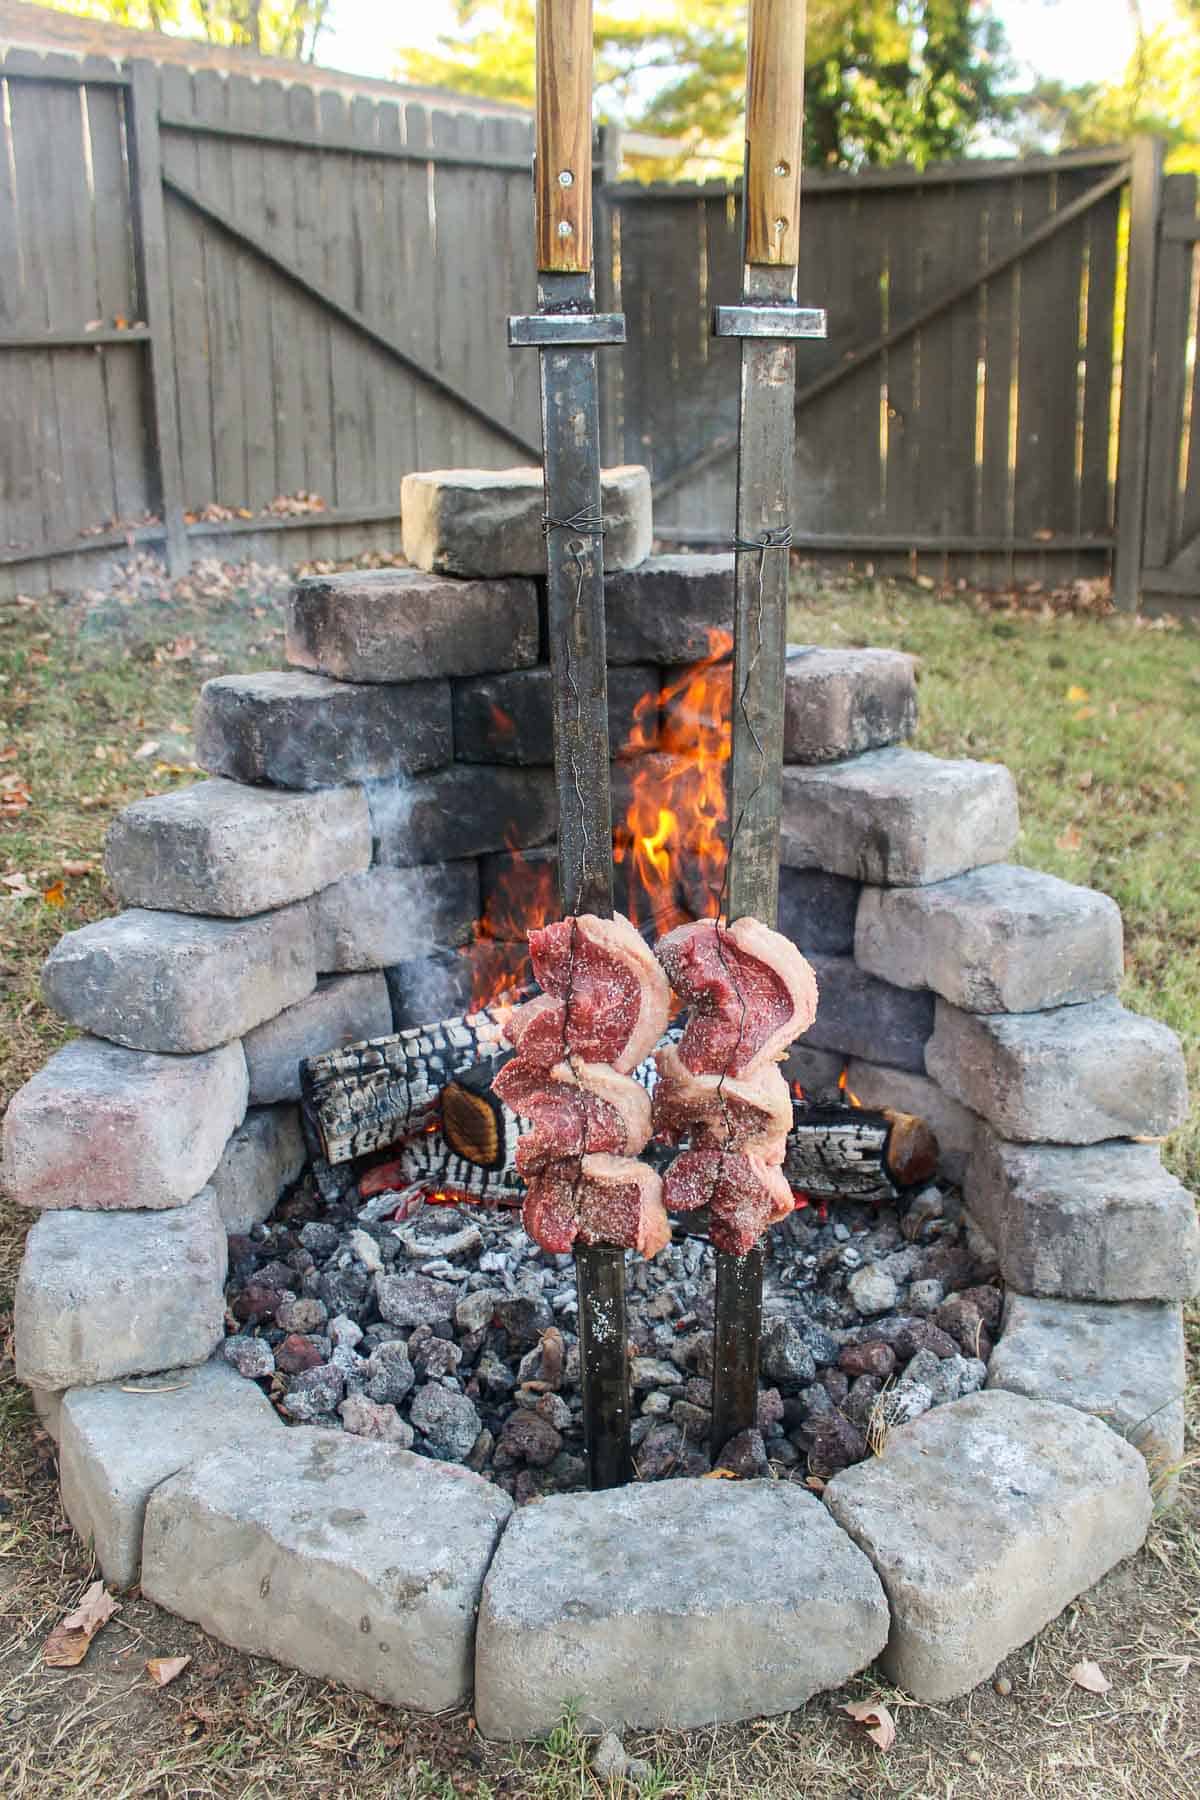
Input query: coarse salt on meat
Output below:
<box><xmin>663</xmin><ymin>1147</ymin><xmax>795</xmax><ymax>1256</ymax></box>
<box><xmin>529</xmin><ymin>913</ymin><xmax>670</xmax><ymax>1074</ymax></box>
<box><xmin>507</xmin><ymin>1060</ymin><xmax>653</xmax><ymax>1175</ymax></box>
<box><xmin>521</xmin><ymin>1154</ymin><xmax>671</xmax><ymax>1257</ymax></box>
<box><xmin>652</xmin><ymin>1041</ymin><xmax>792</xmax><ymax>1156</ymax></box>
<box><xmin>655</xmin><ymin>916</ymin><xmax>818</xmax><ymax>1077</ymax></box>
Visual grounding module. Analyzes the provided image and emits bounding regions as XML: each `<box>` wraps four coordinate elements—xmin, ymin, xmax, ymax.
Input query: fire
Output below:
<box><xmin>614</xmin><ymin>626</ymin><xmax>733</xmax><ymax>935</ymax></box>
<box><xmin>488</xmin><ymin>702</ymin><xmax>517</xmax><ymax>745</ymax></box>
<box><xmin>838</xmin><ymin>1066</ymin><xmax>863</xmax><ymax>1109</ymax></box>
<box><xmin>464</xmin><ymin>626</ymin><xmax>733</xmax><ymax>1010</ymax></box>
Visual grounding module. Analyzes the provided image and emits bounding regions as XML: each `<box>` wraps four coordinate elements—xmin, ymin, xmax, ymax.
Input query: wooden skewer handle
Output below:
<box><xmin>535</xmin><ymin>0</ymin><xmax>593</xmax><ymax>273</ymax></box>
<box><xmin>744</xmin><ymin>0</ymin><xmax>806</xmax><ymax>267</ymax></box>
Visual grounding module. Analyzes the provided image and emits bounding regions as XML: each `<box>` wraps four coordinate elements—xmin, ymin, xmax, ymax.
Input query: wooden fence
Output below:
<box><xmin>0</xmin><ymin>47</ymin><xmax>1185</xmax><ymax>607</ymax></box>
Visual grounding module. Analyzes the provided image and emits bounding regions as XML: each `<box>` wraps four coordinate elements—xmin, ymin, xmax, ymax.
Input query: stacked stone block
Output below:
<box><xmin>0</xmin><ymin>461</ymin><xmax>1185</xmax><ymax>1723</ymax></box>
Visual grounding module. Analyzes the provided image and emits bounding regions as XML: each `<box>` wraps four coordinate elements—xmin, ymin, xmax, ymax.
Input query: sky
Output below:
<box><xmin>320</xmin><ymin>0</ymin><xmax>1179</xmax><ymax>94</ymax></box>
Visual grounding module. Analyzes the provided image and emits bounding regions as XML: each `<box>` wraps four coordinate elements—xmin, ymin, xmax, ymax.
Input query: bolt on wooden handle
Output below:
<box><xmin>535</xmin><ymin>0</ymin><xmax>593</xmax><ymax>274</ymax></box>
<box><xmin>744</xmin><ymin>0</ymin><xmax>806</xmax><ymax>267</ymax></box>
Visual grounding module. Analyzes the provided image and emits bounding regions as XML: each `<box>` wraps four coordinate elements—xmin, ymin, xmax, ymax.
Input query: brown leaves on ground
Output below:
<box><xmin>841</xmin><ymin>1698</ymin><xmax>897</xmax><ymax>1751</ymax></box>
<box><xmin>1</xmin><ymin>772</ymin><xmax>32</xmax><ymax>816</ymax></box>
<box><xmin>43</xmin><ymin>1581</ymin><xmax>120</xmax><ymax>1667</ymax></box>
<box><xmin>146</xmin><ymin>1654</ymin><xmax>191</xmax><ymax>1688</ymax></box>
<box><xmin>1070</xmin><ymin>1659</ymin><xmax>1112</xmax><ymax>1695</ymax></box>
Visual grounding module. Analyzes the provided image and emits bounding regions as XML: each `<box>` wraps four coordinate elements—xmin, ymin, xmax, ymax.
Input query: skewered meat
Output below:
<box><xmin>503</xmin><ymin>1061</ymin><xmax>652</xmax><ymax>1175</ymax></box>
<box><xmin>656</xmin><ymin>916</ymin><xmax>818</xmax><ymax>1077</ymax></box>
<box><xmin>528</xmin><ymin>913</ymin><xmax>670</xmax><ymax>1074</ymax></box>
<box><xmin>522</xmin><ymin>1154</ymin><xmax>671</xmax><ymax>1258</ymax></box>
<box><xmin>663</xmin><ymin>1147</ymin><xmax>795</xmax><ymax>1255</ymax></box>
<box><xmin>651</xmin><ymin>1041</ymin><xmax>791</xmax><ymax>1157</ymax></box>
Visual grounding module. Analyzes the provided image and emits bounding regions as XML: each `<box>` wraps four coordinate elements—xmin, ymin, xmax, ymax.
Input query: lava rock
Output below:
<box><xmin>456</xmin><ymin>1288</ymin><xmax>506</xmax><ymax>1333</ymax></box>
<box><xmin>299</xmin><ymin>1221</ymin><xmax>341</xmax><ymax>1255</ymax></box>
<box><xmin>339</xmin><ymin>1394</ymin><xmax>414</xmax><ymax>1447</ymax></box>
<box><xmin>672</xmin><ymin>1400</ymin><xmax>711</xmax><ymax>1441</ymax></box>
<box><xmin>871</xmin><ymin>1316</ymin><xmax>959</xmax><ymax>1361</ymax></box>
<box><xmin>630</xmin><ymin>1356</ymin><xmax>683</xmax><ymax>1391</ymax></box>
<box><xmin>275</xmin><ymin>1297</ymin><xmax>328</xmax><ymax>1334</ymax></box>
<box><xmin>844</xmin><ymin>1375</ymin><xmax>883</xmax><ymax>1428</ymax></box>
<box><xmin>717</xmin><ymin>1429</ymin><xmax>770</xmax><ymax>1478</ymax></box>
<box><xmin>375</xmin><ymin>1273</ymin><xmax>458</xmax><ymax>1328</ymax></box>
<box><xmin>760</xmin><ymin>1319</ymin><xmax>818</xmax><ymax>1388</ymax></box>
<box><xmin>223</xmin><ymin>1334</ymin><xmax>275</xmax><ymax>1380</ymax></box>
<box><xmin>275</xmin><ymin>1334</ymin><xmax>326</xmax><ymax>1375</ymax></box>
<box><xmin>232</xmin><ymin>1282</ymin><xmax>291</xmax><ymax>1325</ymax></box>
<box><xmin>908</xmin><ymin>1279</ymin><xmax>945</xmax><ymax>1315</ymax></box>
<box><xmin>475</xmin><ymin>1351</ymin><xmax>517</xmax><ymax>1397</ymax></box>
<box><xmin>497</xmin><ymin>1411</ymin><xmax>563</xmax><ymax>1469</ymax></box>
<box><xmin>328</xmin><ymin>1314</ymin><xmax>363</xmax><ymax>1350</ymax></box>
<box><xmin>410</xmin><ymin>1384</ymin><xmax>482</xmax><ymax>1463</ymax></box>
<box><xmin>281</xmin><ymin>1362</ymin><xmax>344</xmax><ymax>1421</ymax></box>
<box><xmin>757</xmin><ymin>1388</ymin><xmax>785</xmax><ymax>1435</ymax></box>
<box><xmin>636</xmin><ymin>1424</ymin><xmax>686</xmax><ymax>1479</ymax></box>
<box><xmin>839</xmin><ymin>1341</ymin><xmax>897</xmax><ymax>1380</ymax></box>
<box><xmin>936</xmin><ymin>1295</ymin><xmax>993</xmax><ymax>1361</ymax></box>
<box><xmin>807</xmin><ymin>1413</ymin><xmax>869</xmax><ymax>1475</ymax></box>
<box><xmin>796</xmin><ymin>1320</ymin><xmax>839</xmax><ymax>1367</ymax></box>
<box><xmin>493</xmin><ymin>1294</ymin><xmax>554</xmax><ymax>1345</ymax></box>
<box><xmin>362</xmin><ymin>1341</ymin><xmax>415</xmax><ymax>1406</ymax></box>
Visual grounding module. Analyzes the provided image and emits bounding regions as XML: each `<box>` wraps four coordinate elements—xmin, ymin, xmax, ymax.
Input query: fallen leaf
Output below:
<box><xmin>804</xmin><ymin>1474</ymin><xmax>827</xmax><ymax>1494</ymax></box>
<box><xmin>1077</xmin><ymin>770</ymin><xmax>1095</xmax><ymax>790</ymax></box>
<box><xmin>1</xmin><ymin>871</ymin><xmax>38</xmax><ymax>898</ymax></box>
<box><xmin>42</xmin><ymin>880</ymin><xmax>67</xmax><ymax>908</ymax></box>
<box><xmin>0</xmin><ymin>744</ymin><xmax>18</xmax><ymax>762</ymax></box>
<box><xmin>1065</xmin><ymin>684</ymin><xmax>1090</xmax><ymax>703</ymax></box>
<box><xmin>1056</xmin><ymin>824</ymin><xmax>1083</xmax><ymax>852</ymax></box>
<box><xmin>1070</xmin><ymin>1659</ymin><xmax>1111</xmax><ymax>1695</ymax></box>
<box><xmin>44</xmin><ymin>1581</ymin><xmax>119</xmax><ymax>1666</ymax></box>
<box><xmin>61</xmin><ymin>859</ymin><xmax>94</xmax><ymax>878</ymax></box>
<box><xmin>0</xmin><ymin>774</ymin><xmax>31</xmax><ymax>816</ymax></box>
<box><xmin>704</xmin><ymin>1468</ymin><xmax>739</xmax><ymax>1480</ymax></box>
<box><xmin>842</xmin><ymin>1698</ymin><xmax>897</xmax><ymax>1750</ymax></box>
<box><xmin>1073</xmin><ymin>704</ymin><xmax>1097</xmax><ymax>721</ymax></box>
<box><xmin>133</xmin><ymin>739</ymin><xmax>161</xmax><ymax>760</ymax></box>
<box><xmin>146</xmin><ymin>1654</ymin><xmax>191</xmax><ymax>1687</ymax></box>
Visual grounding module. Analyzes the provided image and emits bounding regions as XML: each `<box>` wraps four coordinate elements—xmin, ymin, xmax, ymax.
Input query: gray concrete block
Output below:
<box><xmin>31</xmin><ymin>1386</ymin><xmax>63</xmax><ymax>1442</ymax></box>
<box><xmin>843</xmin><ymin>1061</ymin><xmax>979</xmax><ymax>1184</ymax></box>
<box><xmin>106</xmin><ymin>779</ymin><xmax>372</xmax><ymax>918</ymax></box>
<box><xmin>784</xmin><ymin>645</ymin><xmax>918</xmax><ymax>763</ymax></box>
<box><xmin>925</xmin><ymin>997</ymin><xmax>1189</xmax><ymax>1144</ymax></box>
<box><xmin>604</xmin><ymin>555</ymin><xmax>734</xmax><ymax>664</ymax></box>
<box><xmin>371</xmin><ymin>766</ymin><xmax>557</xmax><ymax>867</ymax></box>
<box><xmin>966</xmin><ymin>1132</ymin><xmax>1200</xmax><ymax>1301</ymax></box>
<box><xmin>243</xmin><ymin>973</ymin><xmax>393</xmax><ymax>1104</ymax></box>
<box><xmin>195</xmin><ymin>669</ymin><xmax>452</xmax><ymax>788</ymax></box>
<box><xmin>778</xmin><ymin>867</ymin><xmax>861</xmax><ymax>956</ymax></box>
<box><xmin>474</xmin><ymin>1477</ymin><xmax>888</xmax><ymax>1738</ymax></box>
<box><xmin>208</xmin><ymin>1104</ymin><xmax>307</xmax><ymax>1233</ymax></box>
<box><xmin>856</xmin><ymin>865</ymin><xmax>1124</xmax><ymax>1013</ymax></box>
<box><xmin>310</xmin><ymin>863</ymin><xmax>479</xmax><ymax>973</ymax></box>
<box><xmin>781</xmin><ymin>748</ymin><xmax>1019</xmax><ymax>886</ymax></box>
<box><xmin>452</xmin><ymin>664</ymin><xmax>658</xmax><ymax>764</ymax></box>
<box><xmin>59</xmin><ymin>1358</ymin><xmax>281</xmax><ymax>1589</ymax></box>
<box><xmin>41</xmin><ymin>905</ymin><xmax>316</xmax><ymax>1054</ymax></box>
<box><xmin>826</xmin><ymin>1388</ymin><xmax>1151</xmax><ymax>1701</ymax></box>
<box><xmin>3</xmin><ymin>1035</ymin><xmax>248</xmax><ymax>1212</ymax></box>
<box><xmin>988</xmin><ymin>1293</ymin><xmax>1187</xmax><ymax>1486</ymax></box>
<box><xmin>804</xmin><ymin>954</ymin><xmax>934</xmax><ymax>1073</ymax></box>
<box><xmin>287</xmin><ymin>568</ymin><xmax>539</xmax><ymax>682</ymax></box>
<box><xmin>142</xmin><ymin>1428</ymin><xmax>512</xmax><ymax>1711</ymax></box>
<box><xmin>401</xmin><ymin>464</ymin><xmax>651</xmax><ymax>577</ymax></box>
<box><xmin>15</xmin><ymin>1189</ymin><xmax>228</xmax><ymax>1391</ymax></box>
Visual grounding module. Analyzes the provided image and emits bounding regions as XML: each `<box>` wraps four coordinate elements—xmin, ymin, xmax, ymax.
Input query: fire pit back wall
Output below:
<box><xmin>4</xmin><ymin>465</ymin><xmax>1195</xmax><ymax>1731</ymax></box>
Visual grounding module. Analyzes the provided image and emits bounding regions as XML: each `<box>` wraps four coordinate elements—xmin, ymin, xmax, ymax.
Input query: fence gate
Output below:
<box><xmin>1140</xmin><ymin>164</ymin><xmax>1200</xmax><ymax>611</ymax></box>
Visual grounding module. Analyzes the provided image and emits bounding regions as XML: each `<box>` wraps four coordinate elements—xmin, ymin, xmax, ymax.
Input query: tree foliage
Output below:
<box><xmin>47</xmin><ymin>0</ymin><xmax>331</xmax><ymax>59</ymax></box>
<box><xmin>397</xmin><ymin>0</ymin><xmax>1015</xmax><ymax>173</ymax></box>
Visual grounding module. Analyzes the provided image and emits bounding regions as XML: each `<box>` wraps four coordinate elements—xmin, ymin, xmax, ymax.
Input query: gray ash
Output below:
<box><xmin>221</xmin><ymin>1164</ymin><xmax>1000</xmax><ymax>1501</ymax></box>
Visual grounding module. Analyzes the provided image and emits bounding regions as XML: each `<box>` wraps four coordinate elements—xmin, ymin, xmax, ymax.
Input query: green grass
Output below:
<box><xmin>1</xmin><ymin>557</ymin><xmax>1198</xmax><ymax>1799</ymax></box>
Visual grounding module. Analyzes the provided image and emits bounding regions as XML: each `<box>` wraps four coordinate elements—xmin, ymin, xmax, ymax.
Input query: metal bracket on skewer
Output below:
<box><xmin>712</xmin><ymin>304</ymin><xmax>827</xmax><ymax>340</ymax></box>
<box><xmin>508</xmin><ymin>312</ymin><xmax>627</xmax><ymax>347</ymax></box>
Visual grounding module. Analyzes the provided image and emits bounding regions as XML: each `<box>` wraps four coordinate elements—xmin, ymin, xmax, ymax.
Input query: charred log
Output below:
<box><xmin>783</xmin><ymin>1102</ymin><xmax>937</xmax><ymax>1200</ymax></box>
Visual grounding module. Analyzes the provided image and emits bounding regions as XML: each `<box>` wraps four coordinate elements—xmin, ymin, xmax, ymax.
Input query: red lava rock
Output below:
<box><xmin>716</xmin><ymin>1428</ymin><xmax>770</xmax><ymax>1477</ymax></box>
<box><xmin>839</xmin><ymin>1340</ymin><xmax>897</xmax><ymax>1380</ymax></box>
<box><xmin>756</xmin><ymin>1386</ymin><xmax>785</xmax><ymax>1434</ymax></box>
<box><xmin>957</xmin><ymin>1284</ymin><xmax>1004</xmax><ymax>1329</ymax></box>
<box><xmin>274</xmin><ymin>1332</ymin><xmax>325</xmax><ymax>1374</ymax></box>
<box><xmin>873</xmin><ymin>1315</ymin><xmax>959</xmax><ymax>1361</ymax></box>
<box><xmin>636</xmin><ymin>1422</ymin><xmax>685</xmax><ymax>1479</ymax></box>
<box><xmin>936</xmin><ymin>1295</ymin><xmax>993</xmax><ymax>1361</ymax></box>
<box><xmin>232</xmin><ymin>1282</ymin><xmax>287</xmax><ymax>1325</ymax></box>
<box><xmin>497</xmin><ymin>1410</ymin><xmax>562</xmax><ymax>1469</ymax></box>
<box><xmin>807</xmin><ymin>1412</ymin><xmax>869</xmax><ymax>1475</ymax></box>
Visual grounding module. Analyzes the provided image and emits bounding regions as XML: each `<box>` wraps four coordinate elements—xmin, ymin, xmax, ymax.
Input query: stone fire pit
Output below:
<box><xmin>4</xmin><ymin>466</ymin><xmax>1193</xmax><ymax>1735</ymax></box>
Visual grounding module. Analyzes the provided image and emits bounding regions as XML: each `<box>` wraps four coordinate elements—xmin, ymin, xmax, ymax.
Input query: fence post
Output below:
<box><xmin>126</xmin><ymin>59</ymin><xmax>189</xmax><ymax>577</ymax></box>
<box><xmin>1113</xmin><ymin>136</ymin><xmax>1164</xmax><ymax>613</ymax></box>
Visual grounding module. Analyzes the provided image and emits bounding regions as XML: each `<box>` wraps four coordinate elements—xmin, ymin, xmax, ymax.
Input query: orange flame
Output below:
<box><xmin>488</xmin><ymin>702</ymin><xmax>517</xmax><ymax>744</ymax></box>
<box><xmin>614</xmin><ymin>626</ymin><xmax>732</xmax><ymax>935</ymax></box>
<box><xmin>462</xmin><ymin>627</ymin><xmax>733</xmax><ymax>1012</ymax></box>
<box><xmin>838</xmin><ymin>1066</ymin><xmax>863</xmax><ymax>1109</ymax></box>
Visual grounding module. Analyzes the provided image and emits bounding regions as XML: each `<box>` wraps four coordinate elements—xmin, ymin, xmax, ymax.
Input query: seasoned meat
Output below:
<box><xmin>529</xmin><ymin>913</ymin><xmax>670</xmax><ymax>1074</ymax></box>
<box><xmin>663</xmin><ymin>1147</ymin><xmax>795</xmax><ymax>1256</ymax></box>
<box><xmin>655</xmin><ymin>916</ymin><xmax>818</xmax><ymax>1077</ymax></box>
<box><xmin>521</xmin><ymin>1153</ymin><xmax>671</xmax><ymax>1257</ymax></box>
<box><xmin>651</xmin><ymin>1041</ymin><xmax>791</xmax><ymax>1156</ymax></box>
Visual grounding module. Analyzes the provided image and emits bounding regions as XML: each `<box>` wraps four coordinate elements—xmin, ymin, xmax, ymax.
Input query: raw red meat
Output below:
<box><xmin>529</xmin><ymin>913</ymin><xmax>670</xmax><ymax>1074</ymax></box>
<box><xmin>521</xmin><ymin>1154</ymin><xmax>671</xmax><ymax>1257</ymax></box>
<box><xmin>503</xmin><ymin>992</ymin><xmax>568</xmax><ymax>1068</ymax></box>
<box><xmin>652</xmin><ymin>1041</ymin><xmax>791</xmax><ymax>1157</ymax></box>
<box><xmin>655</xmin><ymin>916</ymin><xmax>818</xmax><ymax>1077</ymax></box>
<box><xmin>663</xmin><ymin>1147</ymin><xmax>795</xmax><ymax>1255</ymax></box>
<box><xmin>508</xmin><ymin>1061</ymin><xmax>652</xmax><ymax>1176</ymax></box>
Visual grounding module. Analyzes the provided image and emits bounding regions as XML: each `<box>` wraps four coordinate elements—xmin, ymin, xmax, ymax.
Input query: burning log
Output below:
<box><xmin>783</xmin><ymin>1101</ymin><xmax>938</xmax><ymax>1202</ymax></box>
